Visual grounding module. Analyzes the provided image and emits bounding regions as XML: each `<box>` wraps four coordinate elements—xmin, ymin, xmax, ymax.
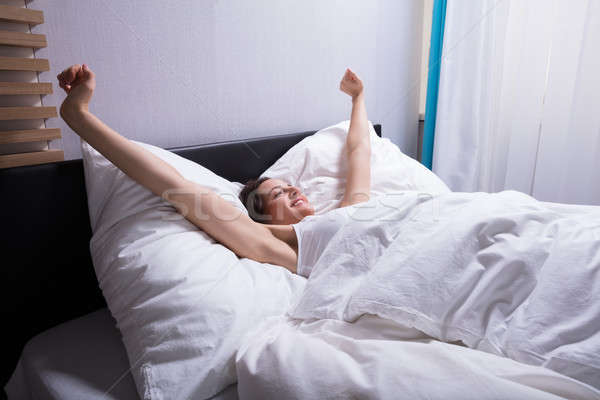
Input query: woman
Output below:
<box><xmin>58</xmin><ymin>64</ymin><xmax>371</xmax><ymax>274</ymax></box>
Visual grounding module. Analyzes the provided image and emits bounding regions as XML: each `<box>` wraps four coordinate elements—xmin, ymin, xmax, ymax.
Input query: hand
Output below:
<box><xmin>57</xmin><ymin>64</ymin><xmax>96</xmax><ymax>112</ymax></box>
<box><xmin>339</xmin><ymin>68</ymin><xmax>364</xmax><ymax>100</ymax></box>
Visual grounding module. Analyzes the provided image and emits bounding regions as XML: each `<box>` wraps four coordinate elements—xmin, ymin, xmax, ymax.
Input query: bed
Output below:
<box><xmin>5</xmin><ymin>309</ymin><xmax>238</xmax><ymax>400</ymax></box>
<box><xmin>1</xmin><ymin>126</ymin><xmax>350</xmax><ymax>400</ymax></box>
<box><xmin>3</xmin><ymin>122</ymin><xmax>599</xmax><ymax>400</ymax></box>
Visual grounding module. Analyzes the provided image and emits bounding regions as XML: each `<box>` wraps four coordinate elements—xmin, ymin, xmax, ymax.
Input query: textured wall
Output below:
<box><xmin>32</xmin><ymin>0</ymin><xmax>423</xmax><ymax>160</ymax></box>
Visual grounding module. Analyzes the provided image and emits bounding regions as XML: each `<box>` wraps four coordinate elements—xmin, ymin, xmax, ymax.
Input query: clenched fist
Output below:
<box><xmin>339</xmin><ymin>68</ymin><xmax>364</xmax><ymax>100</ymax></box>
<box><xmin>57</xmin><ymin>64</ymin><xmax>96</xmax><ymax>112</ymax></box>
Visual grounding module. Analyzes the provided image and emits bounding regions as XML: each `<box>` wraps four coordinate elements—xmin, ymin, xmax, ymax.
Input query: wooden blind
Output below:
<box><xmin>0</xmin><ymin>4</ymin><xmax>62</xmax><ymax>169</ymax></box>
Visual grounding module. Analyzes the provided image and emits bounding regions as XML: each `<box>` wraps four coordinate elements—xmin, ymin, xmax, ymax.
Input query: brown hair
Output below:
<box><xmin>239</xmin><ymin>176</ymin><xmax>271</xmax><ymax>223</ymax></box>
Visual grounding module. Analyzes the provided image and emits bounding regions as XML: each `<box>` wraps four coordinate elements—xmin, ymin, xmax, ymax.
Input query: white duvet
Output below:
<box><xmin>237</xmin><ymin>315</ymin><xmax>600</xmax><ymax>400</ymax></box>
<box><xmin>236</xmin><ymin>190</ymin><xmax>600</xmax><ymax>399</ymax></box>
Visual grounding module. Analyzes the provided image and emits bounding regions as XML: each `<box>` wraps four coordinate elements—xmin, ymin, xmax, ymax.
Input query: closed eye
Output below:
<box><xmin>272</xmin><ymin>184</ymin><xmax>292</xmax><ymax>199</ymax></box>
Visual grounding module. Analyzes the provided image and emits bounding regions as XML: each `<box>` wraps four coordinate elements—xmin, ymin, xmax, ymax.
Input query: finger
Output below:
<box><xmin>69</xmin><ymin>65</ymin><xmax>89</xmax><ymax>88</ymax></box>
<box><xmin>75</xmin><ymin>65</ymin><xmax>86</xmax><ymax>83</ymax></box>
<box><xmin>69</xmin><ymin>64</ymin><xmax>82</xmax><ymax>77</ymax></box>
<box><xmin>58</xmin><ymin>79</ymin><xmax>69</xmax><ymax>92</ymax></box>
<box><xmin>82</xmin><ymin>64</ymin><xmax>95</xmax><ymax>81</ymax></box>
<box><xmin>58</xmin><ymin>75</ymin><xmax>69</xmax><ymax>87</ymax></box>
<box><xmin>60</xmin><ymin>67</ymin><xmax>73</xmax><ymax>83</ymax></box>
<box><xmin>78</xmin><ymin>63</ymin><xmax>92</xmax><ymax>78</ymax></box>
<box><xmin>57</xmin><ymin>70</ymin><xmax>68</xmax><ymax>84</ymax></box>
<box><xmin>61</xmin><ymin>64</ymin><xmax>82</xmax><ymax>84</ymax></box>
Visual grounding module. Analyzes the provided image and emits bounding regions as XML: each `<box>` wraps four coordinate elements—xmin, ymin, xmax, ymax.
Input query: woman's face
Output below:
<box><xmin>258</xmin><ymin>178</ymin><xmax>315</xmax><ymax>225</ymax></box>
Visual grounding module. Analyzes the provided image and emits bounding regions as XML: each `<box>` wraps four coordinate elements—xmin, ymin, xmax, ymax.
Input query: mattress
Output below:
<box><xmin>4</xmin><ymin>308</ymin><xmax>238</xmax><ymax>400</ymax></box>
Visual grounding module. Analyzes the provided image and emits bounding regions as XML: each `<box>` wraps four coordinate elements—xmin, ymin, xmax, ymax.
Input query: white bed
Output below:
<box><xmin>4</xmin><ymin>309</ymin><xmax>238</xmax><ymax>400</ymax></box>
<box><xmin>6</xmin><ymin>308</ymin><xmax>599</xmax><ymax>400</ymax></box>
<box><xmin>7</xmin><ymin>121</ymin><xmax>599</xmax><ymax>399</ymax></box>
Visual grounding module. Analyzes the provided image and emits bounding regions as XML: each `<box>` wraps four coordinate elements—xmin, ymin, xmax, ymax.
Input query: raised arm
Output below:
<box><xmin>59</xmin><ymin>64</ymin><xmax>184</xmax><ymax>196</ymax></box>
<box><xmin>339</xmin><ymin>68</ymin><xmax>371</xmax><ymax>207</ymax></box>
<box><xmin>58</xmin><ymin>64</ymin><xmax>297</xmax><ymax>272</ymax></box>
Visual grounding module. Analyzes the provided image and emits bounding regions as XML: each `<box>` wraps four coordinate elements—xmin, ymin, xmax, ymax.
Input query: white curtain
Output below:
<box><xmin>432</xmin><ymin>0</ymin><xmax>600</xmax><ymax>206</ymax></box>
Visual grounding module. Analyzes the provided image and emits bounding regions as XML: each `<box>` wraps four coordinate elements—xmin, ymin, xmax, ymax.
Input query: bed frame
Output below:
<box><xmin>0</xmin><ymin>124</ymin><xmax>381</xmax><ymax>391</ymax></box>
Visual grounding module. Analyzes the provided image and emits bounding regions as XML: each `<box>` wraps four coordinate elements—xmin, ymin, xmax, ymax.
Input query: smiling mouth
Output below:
<box><xmin>292</xmin><ymin>198</ymin><xmax>304</xmax><ymax>207</ymax></box>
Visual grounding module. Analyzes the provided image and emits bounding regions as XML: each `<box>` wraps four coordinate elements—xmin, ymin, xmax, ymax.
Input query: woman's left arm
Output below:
<box><xmin>339</xmin><ymin>69</ymin><xmax>371</xmax><ymax>207</ymax></box>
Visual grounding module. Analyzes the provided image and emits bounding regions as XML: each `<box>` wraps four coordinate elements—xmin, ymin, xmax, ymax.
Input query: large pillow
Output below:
<box><xmin>261</xmin><ymin>120</ymin><xmax>450</xmax><ymax>214</ymax></box>
<box><xmin>81</xmin><ymin>139</ymin><xmax>306</xmax><ymax>400</ymax></box>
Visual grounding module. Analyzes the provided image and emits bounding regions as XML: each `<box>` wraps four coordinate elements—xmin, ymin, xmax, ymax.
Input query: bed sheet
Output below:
<box><xmin>4</xmin><ymin>308</ymin><xmax>238</xmax><ymax>400</ymax></box>
<box><xmin>236</xmin><ymin>314</ymin><xmax>600</xmax><ymax>400</ymax></box>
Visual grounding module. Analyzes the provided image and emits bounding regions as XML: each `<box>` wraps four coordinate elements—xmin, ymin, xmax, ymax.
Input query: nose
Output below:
<box><xmin>287</xmin><ymin>186</ymin><xmax>298</xmax><ymax>199</ymax></box>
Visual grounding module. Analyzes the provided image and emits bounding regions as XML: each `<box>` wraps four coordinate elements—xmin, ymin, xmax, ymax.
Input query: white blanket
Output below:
<box><xmin>236</xmin><ymin>315</ymin><xmax>600</xmax><ymax>399</ymax></box>
<box><xmin>287</xmin><ymin>190</ymin><xmax>600</xmax><ymax>390</ymax></box>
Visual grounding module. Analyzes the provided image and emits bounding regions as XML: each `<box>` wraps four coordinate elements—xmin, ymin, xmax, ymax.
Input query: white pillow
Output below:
<box><xmin>81</xmin><ymin>139</ymin><xmax>306</xmax><ymax>400</ymax></box>
<box><xmin>261</xmin><ymin>120</ymin><xmax>450</xmax><ymax>214</ymax></box>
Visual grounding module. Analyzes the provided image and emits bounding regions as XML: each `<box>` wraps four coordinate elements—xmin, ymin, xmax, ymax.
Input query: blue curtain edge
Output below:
<box><xmin>421</xmin><ymin>0</ymin><xmax>447</xmax><ymax>170</ymax></box>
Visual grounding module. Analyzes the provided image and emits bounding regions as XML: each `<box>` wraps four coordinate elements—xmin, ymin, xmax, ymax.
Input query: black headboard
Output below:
<box><xmin>0</xmin><ymin>124</ymin><xmax>381</xmax><ymax>389</ymax></box>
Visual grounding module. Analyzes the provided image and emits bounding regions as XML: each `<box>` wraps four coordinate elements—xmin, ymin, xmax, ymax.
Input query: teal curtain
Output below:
<box><xmin>421</xmin><ymin>0</ymin><xmax>447</xmax><ymax>169</ymax></box>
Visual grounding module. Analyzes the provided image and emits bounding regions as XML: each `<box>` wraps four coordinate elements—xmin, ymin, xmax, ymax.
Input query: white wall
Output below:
<box><xmin>31</xmin><ymin>0</ymin><xmax>423</xmax><ymax>160</ymax></box>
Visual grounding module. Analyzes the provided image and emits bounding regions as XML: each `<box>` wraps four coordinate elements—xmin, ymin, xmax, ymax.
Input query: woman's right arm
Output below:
<box><xmin>339</xmin><ymin>69</ymin><xmax>371</xmax><ymax>207</ymax></box>
<box><xmin>58</xmin><ymin>64</ymin><xmax>297</xmax><ymax>272</ymax></box>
